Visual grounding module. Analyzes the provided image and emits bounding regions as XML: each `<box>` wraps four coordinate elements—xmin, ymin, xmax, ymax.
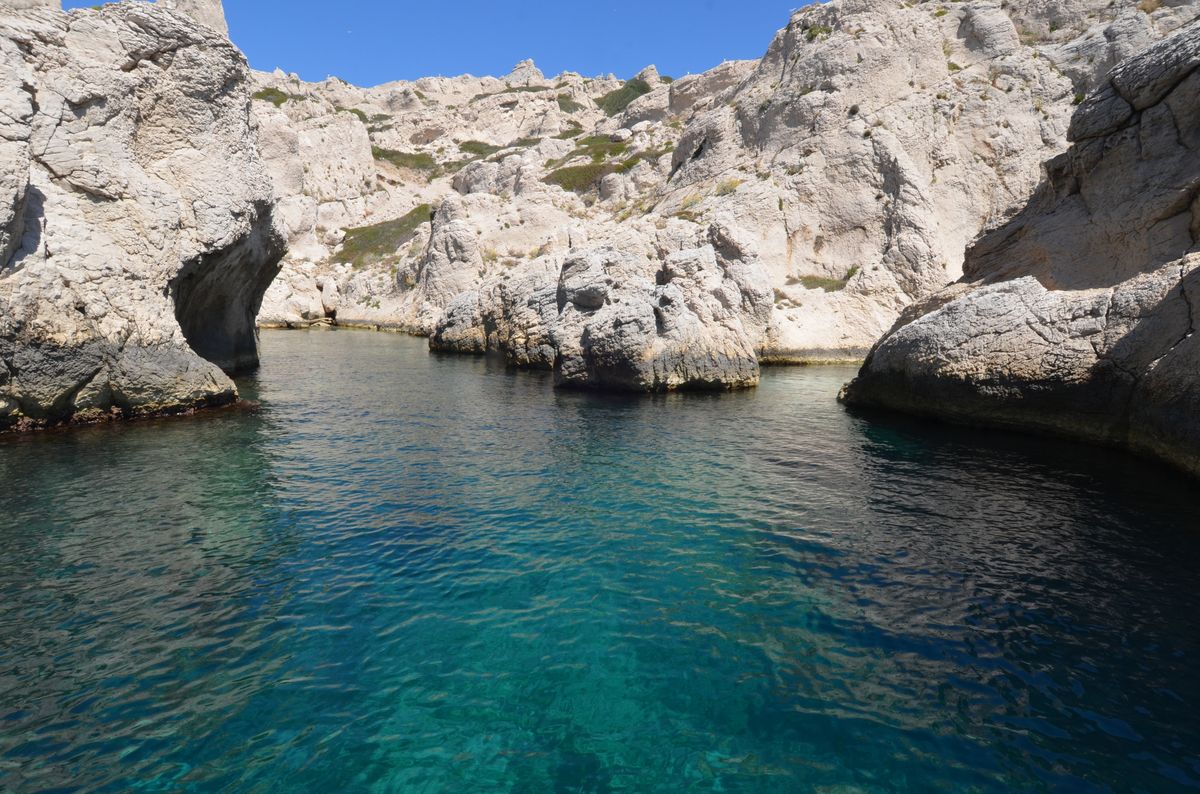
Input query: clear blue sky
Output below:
<box><xmin>63</xmin><ymin>1</ymin><xmax>812</xmax><ymax>86</ymax></box>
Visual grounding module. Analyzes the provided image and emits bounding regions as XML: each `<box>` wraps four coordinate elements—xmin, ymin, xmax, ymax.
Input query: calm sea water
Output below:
<box><xmin>1</xmin><ymin>330</ymin><xmax>1198</xmax><ymax>793</ymax></box>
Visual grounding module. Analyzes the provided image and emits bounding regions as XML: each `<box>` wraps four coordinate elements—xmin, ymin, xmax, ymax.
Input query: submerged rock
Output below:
<box><xmin>842</xmin><ymin>21</ymin><xmax>1200</xmax><ymax>477</ymax></box>
<box><xmin>0</xmin><ymin>2</ymin><xmax>282</xmax><ymax>430</ymax></box>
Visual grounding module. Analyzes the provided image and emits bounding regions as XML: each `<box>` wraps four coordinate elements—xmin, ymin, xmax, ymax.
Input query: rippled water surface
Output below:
<box><xmin>2</xmin><ymin>330</ymin><xmax>1199</xmax><ymax>792</ymax></box>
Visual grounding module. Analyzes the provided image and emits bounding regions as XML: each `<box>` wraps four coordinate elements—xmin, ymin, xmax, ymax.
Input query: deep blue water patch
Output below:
<box><xmin>0</xmin><ymin>330</ymin><xmax>1198</xmax><ymax>792</ymax></box>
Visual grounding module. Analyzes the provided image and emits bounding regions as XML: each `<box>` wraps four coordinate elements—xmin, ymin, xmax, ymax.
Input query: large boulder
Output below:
<box><xmin>0</xmin><ymin>2</ymin><xmax>282</xmax><ymax>430</ymax></box>
<box><xmin>433</xmin><ymin>224</ymin><xmax>774</xmax><ymax>391</ymax></box>
<box><xmin>430</xmin><ymin>261</ymin><xmax>561</xmax><ymax>368</ymax></box>
<box><xmin>842</xmin><ymin>21</ymin><xmax>1200</xmax><ymax>477</ymax></box>
<box><xmin>551</xmin><ymin>232</ymin><xmax>772</xmax><ymax>391</ymax></box>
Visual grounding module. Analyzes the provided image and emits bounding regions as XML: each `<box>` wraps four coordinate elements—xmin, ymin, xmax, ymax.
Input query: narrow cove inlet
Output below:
<box><xmin>5</xmin><ymin>0</ymin><xmax>1200</xmax><ymax>790</ymax></box>
<box><xmin>1</xmin><ymin>330</ymin><xmax>1197</xmax><ymax>792</ymax></box>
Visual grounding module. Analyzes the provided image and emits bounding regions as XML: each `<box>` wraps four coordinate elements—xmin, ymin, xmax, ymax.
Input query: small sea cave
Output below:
<box><xmin>171</xmin><ymin>214</ymin><xmax>285</xmax><ymax>374</ymax></box>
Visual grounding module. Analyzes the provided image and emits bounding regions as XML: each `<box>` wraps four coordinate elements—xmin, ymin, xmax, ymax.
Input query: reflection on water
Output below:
<box><xmin>0</xmin><ymin>330</ymin><xmax>1197</xmax><ymax>792</ymax></box>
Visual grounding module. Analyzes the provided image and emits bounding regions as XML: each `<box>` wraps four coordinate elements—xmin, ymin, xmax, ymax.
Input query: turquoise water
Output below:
<box><xmin>1</xmin><ymin>330</ymin><xmax>1198</xmax><ymax>793</ymax></box>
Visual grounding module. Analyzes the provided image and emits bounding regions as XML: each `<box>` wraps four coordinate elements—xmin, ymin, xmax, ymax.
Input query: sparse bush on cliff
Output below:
<box><xmin>715</xmin><ymin>178</ymin><xmax>744</xmax><ymax>196</ymax></box>
<box><xmin>789</xmin><ymin>266</ymin><xmax>860</xmax><ymax>292</ymax></box>
<box><xmin>554</xmin><ymin>121</ymin><xmax>585</xmax><ymax>139</ymax></box>
<box><xmin>252</xmin><ymin>87</ymin><xmax>305</xmax><ymax>107</ymax></box>
<box><xmin>372</xmin><ymin>147</ymin><xmax>438</xmax><ymax>174</ymax></box>
<box><xmin>459</xmin><ymin>140</ymin><xmax>503</xmax><ymax>158</ymax></box>
<box><xmin>596</xmin><ymin>78</ymin><xmax>652</xmax><ymax>116</ymax></box>
<box><xmin>336</xmin><ymin>106</ymin><xmax>369</xmax><ymax>123</ymax></box>
<box><xmin>544</xmin><ymin>163</ymin><xmax>612</xmax><ymax>194</ymax></box>
<box><xmin>340</xmin><ymin>204</ymin><xmax>434</xmax><ymax>268</ymax></box>
<box><xmin>557</xmin><ymin>94</ymin><xmax>585</xmax><ymax>113</ymax></box>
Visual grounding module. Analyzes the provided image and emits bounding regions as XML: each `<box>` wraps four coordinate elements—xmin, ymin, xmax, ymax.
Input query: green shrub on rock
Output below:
<box><xmin>596</xmin><ymin>79</ymin><xmax>652</xmax><ymax>116</ymax></box>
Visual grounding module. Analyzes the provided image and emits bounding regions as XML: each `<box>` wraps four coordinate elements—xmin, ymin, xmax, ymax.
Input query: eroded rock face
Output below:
<box><xmin>842</xmin><ymin>21</ymin><xmax>1200</xmax><ymax>477</ymax></box>
<box><xmin>0</xmin><ymin>2</ymin><xmax>282</xmax><ymax>430</ymax></box>
<box><xmin>158</xmin><ymin>0</ymin><xmax>227</xmax><ymax>37</ymax></box>
<box><xmin>553</xmin><ymin>229</ymin><xmax>772</xmax><ymax>391</ymax></box>
<box><xmin>668</xmin><ymin>0</ymin><xmax>1200</xmax><ymax>361</ymax></box>
<box><xmin>251</xmin><ymin>0</ymin><xmax>1200</xmax><ymax>391</ymax></box>
<box><xmin>432</xmin><ymin>225</ymin><xmax>773</xmax><ymax>390</ymax></box>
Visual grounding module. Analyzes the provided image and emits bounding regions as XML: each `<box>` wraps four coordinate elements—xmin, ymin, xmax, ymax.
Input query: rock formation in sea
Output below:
<box><xmin>253</xmin><ymin>0</ymin><xmax>1200</xmax><ymax>390</ymax></box>
<box><xmin>841</xmin><ymin>20</ymin><xmax>1200</xmax><ymax>477</ymax></box>
<box><xmin>0</xmin><ymin>1</ymin><xmax>282</xmax><ymax>429</ymax></box>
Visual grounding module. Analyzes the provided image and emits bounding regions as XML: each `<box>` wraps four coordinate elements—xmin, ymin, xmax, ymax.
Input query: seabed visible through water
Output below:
<box><xmin>0</xmin><ymin>330</ymin><xmax>1197</xmax><ymax>792</ymax></box>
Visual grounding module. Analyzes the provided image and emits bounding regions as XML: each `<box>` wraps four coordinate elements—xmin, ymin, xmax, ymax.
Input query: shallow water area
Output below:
<box><xmin>1</xmin><ymin>329</ymin><xmax>1198</xmax><ymax>792</ymax></box>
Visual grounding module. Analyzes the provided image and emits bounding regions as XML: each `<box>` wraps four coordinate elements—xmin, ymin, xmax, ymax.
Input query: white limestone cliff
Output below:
<box><xmin>158</xmin><ymin>0</ymin><xmax>226</xmax><ymax>36</ymax></box>
<box><xmin>0</xmin><ymin>0</ymin><xmax>282</xmax><ymax>429</ymax></box>
<box><xmin>842</xmin><ymin>19</ymin><xmax>1200</xmax><ymax>477</ymax></box>
<box><xmin>253</xmin><ymin>0</ymin><xmax>1199</xmax><ymax>391</ymax></box>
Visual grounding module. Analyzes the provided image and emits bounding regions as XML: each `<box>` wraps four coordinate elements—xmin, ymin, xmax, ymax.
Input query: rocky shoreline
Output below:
<box><xmin>842</xmin><ymin>20</ymin><xmax>1200</xmax><ymax>478</ymax></box>
<box><xmin>4</xmin><ymin>0</ymin><xmax>1200</xmax><ymax>477</ymax></box>
<box><xmin>0</xmin><ymin>394</ymin><xmax>259</xmax><ymax>435</ymax></box>
<box><xmin>249</xmin><ymin>0</ymin><xmax>1200</xmax><ymax>391</ymax></box>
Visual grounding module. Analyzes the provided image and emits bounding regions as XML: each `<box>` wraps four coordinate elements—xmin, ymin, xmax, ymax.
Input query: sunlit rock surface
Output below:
<box><xmin>0</xmin><ymin>1</ymin><xmax>282</xmax><ymax>429</ymax></box>
<box><xmin>843</xmin><ymin>21</ymin><xmax>1200</xmax><ymax>477</ymax></box>
<box><xmin>254</xmin><ymin>0</ymin><xmax>1199</xmax><ymax>390</ymax></box>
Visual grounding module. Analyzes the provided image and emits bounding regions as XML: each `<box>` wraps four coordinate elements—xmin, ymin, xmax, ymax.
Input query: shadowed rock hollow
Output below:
<box><xmin>842</xmin><ymin>20</ymin><xmax>1200</xmax><ymax>477</ymax></box>
<box><xmin>0</xmin><ymin>1</ymin><xmax>283</xmax><ymax>430</ymax></box>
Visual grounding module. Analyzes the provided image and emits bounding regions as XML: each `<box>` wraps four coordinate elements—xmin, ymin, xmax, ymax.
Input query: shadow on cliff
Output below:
<box><xmin>1095</xmin><ymin>264</ymin><xmax>1200</xmax><ymax>469</ymax></box>
<box><xmin>962</xmin><ymin>143</ymin><xmax>1200</xmax><ymax>292</ymax></box>
<box><xmin>2</xmin><ymin>185</ymin><xmax>43</xmax><ymax>274</ymax></box>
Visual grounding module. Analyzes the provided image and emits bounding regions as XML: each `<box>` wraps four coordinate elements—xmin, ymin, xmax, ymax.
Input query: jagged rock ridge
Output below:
<box><xmin>159</xmin><ymin>0</ymin><xmax>228</xmax><ymax>36</ymax></box>
<box><xmin>253</xmin><ymin>0</ymin><xmax>1200</xmax><ymax>391</ymax></box>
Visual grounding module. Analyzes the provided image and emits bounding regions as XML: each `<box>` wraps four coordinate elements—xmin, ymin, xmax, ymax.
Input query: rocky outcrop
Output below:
<box><xmin>666</xmin><ymin>0</ymin><xmax>1199</xmax><ymax>361</ymax></box>
<box><xmin>842</xmin><ymin>21</ymin><xmax>1200</xmax><ymax>477</ymax></box>
<box><xmin>251</xmin><ymin>0</ymin><xmax>1200</xmax><ymax>391</ymax></box>
<box><xmin>158</xmin><ymin>0</ymin><xmax>227</xmax><ymax>37</ymax></box>
<box><xmin>0</xmin><ymin>2</ymin><xmax>282</xmax><ymax>430</ymax></box>
<box><xmin>233</xmin><ymin>0</ymin><xmax>1200</xmax><ymax>394</ymax></box>
<box><xmin>253</xmin><ymin>97</ymin><xmax>380</xmax><ymax>283</ymax></box>
<box><xmin>551</xmin><ymin>228</ymin><xmax>772</xmax><ymax>391</ymax></box>
<box><xmin>432</xmin><ymin>224</ymin><xmax>773</xmax><ymax>390</ymax></box>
